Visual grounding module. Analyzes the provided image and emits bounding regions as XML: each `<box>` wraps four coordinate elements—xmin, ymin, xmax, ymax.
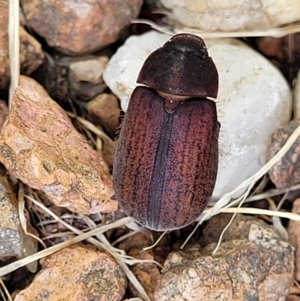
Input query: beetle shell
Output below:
<box><xmin>137</xmin><ymin>34</ymin><xmax>218</xmax><ymax>98</ymax></box>
<box><xmin>113</xmin><ymin>34</ymin><xmax>220</xmax><ymax>231</ymax></box>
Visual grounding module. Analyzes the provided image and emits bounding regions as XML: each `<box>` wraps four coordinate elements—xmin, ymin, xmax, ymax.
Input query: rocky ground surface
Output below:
<box><xmin>0</xmin><ymin>0</ymin><xmax>300</xmax><ymax>300</ymax></box>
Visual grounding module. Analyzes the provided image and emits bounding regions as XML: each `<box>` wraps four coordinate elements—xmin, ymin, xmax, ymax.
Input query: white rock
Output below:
<box><xmin>104</xmin><ymin>31</ymin><xmax>292</xmax><ymax>200</ymax></box>
<box><xmin>70</xmin><ymin>55</ymin><xmax>108</xmax><ymax>84</ymax></box>
<box><xmin>160</xmin><ymin>0</ymin><xmax>300</xmax><ymax>32</ymax></box>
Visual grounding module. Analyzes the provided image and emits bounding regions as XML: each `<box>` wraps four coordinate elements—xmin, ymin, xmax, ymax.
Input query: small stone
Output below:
<box><xmin>14</xmin><ymin>245</ymin><xmax>127</xmax><ymax>301</ymax></box>
<box><xmin>68</xmin><ymin>55</ymin><xmax>109</xmax><ymax>101</ymax></box>
<box><xmin>0</xmin><ymin>76</ymin><xmax>116</xmax><ymax>215</ymax></box>
<box><xmin>34</xmin><ymin>54</ymin><xmax>107</xmax><ymax>103</ymax></box>
<box><xmin>70</xmin><ymin>56</ymin><xmax>108</xmax><ymax>85</ymax></box>
<box><xmin>267</xmin><ymin>119</ymin><xmax>300</xmax><ymax>189</ymax></box>
<box><xmin>199</xmin><ymin>213</ymin><xmax>267</xmax><ymax>246</ymax></box>
<box><xmin>256</xmin><ymin>37</ymin><xmax>284</xmax><ymax>61</ymax></box>
<box><xmin>160</xmin><ymin>0</ymin><xmax>300</xmax><ymax>31</ymax></box>
<box><xmin>0</xmin><ymin>2</ymin><xmax>44</xmax><ymax>89</ymax></box>
<box><xmin>256</xmin><ymin>33</ymin><xmax>300</xmax><ymax>82</ymax></box>
<box><xmin>187</xmin><ymin>268</ymin><xmax>198</xmax><ymax>278</ymax></box>
<box><xmin>20</xmin><ymin>0</ymin><xmax>143</xmax><ymax>55</ymax></box>
<box><xmin>155</xmin><ymin>216</ymin><xmax>294</xmax><ymax>301</ymax></box>
<box><xmin>129</xmin><ymin>247</ymin><xmax>161</xmax><ymax>300</ymax></box>
<box><xmin>102</xmin><ymin>140</ymin><xmax>118</xmax><ymax>169</ymax></box>
<box><xmin>118</xmin><ymin>233</ymin><xmax>161</xmax><ymax>301</ymax></box>
<box><xmin>87</xmin><ymin>93</ymin><xmax>121</xmax><ymax>136</ymax></box>
<box><xmin>103</xmin><ymin>31</ymin><xmax>292</xmax><ymax>200</ymax></box>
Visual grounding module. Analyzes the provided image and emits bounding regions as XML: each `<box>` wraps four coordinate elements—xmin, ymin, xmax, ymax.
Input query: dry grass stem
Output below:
<box><xmin>18</xmin><ymin>184</ymin><xmax>46</xmax><ymax>248</ymax></box>
<box><xmin>244</xmin><ymin>182</ymin><xmax>300</xmax><ymax>203</ymax></box>
<box><xmin>219</xmin><ymin>207</ymin><xmax>300</xmax><ymax>220</ymax></box>
<box><xmin>175</xmin><ymin>23</ymin><xmax>300</xmax><ymax>38</ymax></box>
<box><xmin>0</xmin><ymin>215</ymin><xmax>133</xmax><ymax>277</ymax></box>
<box><xmin>143</xmin><ymin>231</ymin><xmax>168</xmax><ymax>251</ymax></box>
<box><xmin>0</xmin><ymin>277</ymin><xmax>11</xmax><ymax>301</ymax></box>
<box><xmin>8</xmin><ymin>0</ymin><xmax>19</xmax><ymax>109</ymax></box>
<box><xmin>132</xmin><ymin>18</ymin><xmax>300</xmax><ymax>39</ymax></box>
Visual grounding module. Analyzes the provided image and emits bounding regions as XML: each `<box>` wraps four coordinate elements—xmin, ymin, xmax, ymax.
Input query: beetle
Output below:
<box><xmin>113</xmin><ymin>33</ymin><xmax>220</xmax><ymax>231</ymax></box>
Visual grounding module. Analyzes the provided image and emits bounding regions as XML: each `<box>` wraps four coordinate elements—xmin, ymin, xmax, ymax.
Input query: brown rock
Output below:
<box><xmin>256</xmin><ymin>33</ymin><xmax>300</xmax><ymax>82</ymax></box>
<box><xmin>0</xmin><ymin>76</ymin><xmax>116</xmax><ymax>215</ymax></box>
<box><xmin>20</xmin><ymin>0</ymin><xmax>143</xmax><ymax>55</ymax></box>
<box><xmin>288</xmin><ymin>198</ymin><xmax>300</xmax><ymax>281</ymax></box>
<box><xmin>155</xmin><ymin>217</ymin><xmax>294</xmax><ymax>301</ymax></box>
<box><xmin>0</xmin><ymin>2</ymin><xmax>44</xmax><ymax>89</ymax></box>
<box><xmin>119</xmin><ymin>233</ymin><xmax>161</xmax><ymax>301</ymax></box>
<box><xmin>199</xmin><ymin>213</ymin><xmax>267</xmax><ymax>246</ymax></box>
<box><xmin>129</xmin><ymin>247</ymin><xmax>161</xmax><ymax>301</ymax></box>
<box><xmin>256</xmin><ymin>37</ymin><xmax>284</xmax><ymax>62</ymax></box>
<box><xmin>14</xmin><ymin>245</ymin><xmax>127</xmax><ymax>301</ymax></box>
<box><xmin>267</xmin><ymin>119</ymin><xmax>300</xmax><ymax>189</ymax></box>
<box><xmin>87</xmin><ymin>93</ymin><xmax>121</xmax><ymax>136</ymax></box>
<box><xmin>102</xmin><ymin>140</ymin><xmax>118</xmax><ymax>169</ymax></box>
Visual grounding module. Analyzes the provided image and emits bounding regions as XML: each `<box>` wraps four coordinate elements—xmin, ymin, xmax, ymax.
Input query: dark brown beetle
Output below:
<box><xmin>113</xmin><ymin>33</ymin><xmax>220</xmax><ymax>231</ymax></box>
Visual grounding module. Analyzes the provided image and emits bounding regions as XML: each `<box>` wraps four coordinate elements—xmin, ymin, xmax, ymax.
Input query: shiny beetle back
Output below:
<box><xmin>113</xmin><ymin>34</ymin><xmax>220</xmax><ymax>231</ymax></box>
